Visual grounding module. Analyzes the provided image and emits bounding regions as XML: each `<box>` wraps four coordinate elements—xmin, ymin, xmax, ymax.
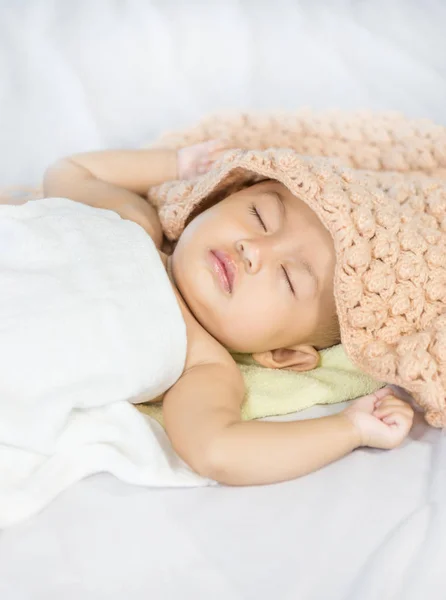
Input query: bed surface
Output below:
<box><xmin>1</xmin><ymin>0</ymin><xmax>445</xmax><ymax>187</ymax></box>
<box><xmin>1</xmin><ymin>405</ymin><xmax>445</xmax><ymax>600</ymax></box>
<box><xmin>1</xmin><ymin>1</ymin><xmax>445</xmax><ymax>598</ymax></box>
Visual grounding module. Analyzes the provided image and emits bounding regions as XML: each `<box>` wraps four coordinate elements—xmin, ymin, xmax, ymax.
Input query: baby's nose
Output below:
<box><xmin>235</xmin><ymin>240</ymin><xmax>261</xmax><ymax>274</ymax></box>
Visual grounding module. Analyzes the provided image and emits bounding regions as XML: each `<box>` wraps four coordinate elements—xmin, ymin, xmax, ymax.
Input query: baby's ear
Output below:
<box><xmin>252</xmin><ymin>345</ymin><xmax>320</xmax><ymax>372</ymax></box>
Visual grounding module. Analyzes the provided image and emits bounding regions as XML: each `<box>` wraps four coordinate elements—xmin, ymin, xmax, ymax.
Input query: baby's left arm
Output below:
<box><xmin>163</xmin><ymin>356</ymin><xmax>413</xmax><ymax>486</ymax></box>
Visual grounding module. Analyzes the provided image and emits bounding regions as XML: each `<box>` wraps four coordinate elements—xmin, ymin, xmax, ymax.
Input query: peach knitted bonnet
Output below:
<box><xmin>148</xmin><ymin>111</ymin><xmax>446</xmax><ymax>427</ymax></box>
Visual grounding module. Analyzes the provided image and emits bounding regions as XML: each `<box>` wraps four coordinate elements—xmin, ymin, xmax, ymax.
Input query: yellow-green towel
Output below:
<box><xmin>136</xmin><ymin>344</ymin><xmax>383</xmax><ymax>426</ymax></box>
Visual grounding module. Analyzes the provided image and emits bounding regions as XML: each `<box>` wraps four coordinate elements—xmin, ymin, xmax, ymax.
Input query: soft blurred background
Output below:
<box><xmin>0</xmin><ymin>0</ymin><xmax>445</xmax><ymax>186</ymax></box>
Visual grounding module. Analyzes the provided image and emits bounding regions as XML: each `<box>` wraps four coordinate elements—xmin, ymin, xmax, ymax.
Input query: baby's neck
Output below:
<box><xmin>159</xmin><ymin>251</ymin><xmax>190</xmax><ymax>312</ymax></box>
<box><xmin>164</xmin><ymin>255</ymin><xmax>177</xmax><ymax>292</ymax></box>
<box><xmin>160</xmin><ymin>250</ymin><xmax>227</xmax><ymax>351</ymax></box>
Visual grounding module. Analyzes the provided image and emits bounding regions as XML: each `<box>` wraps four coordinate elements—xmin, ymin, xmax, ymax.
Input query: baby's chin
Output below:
<box><xmin>170</xmin><ymin>247</ymin><xmax>261</xmax><ymax>352</ymax></box>
<box><xmin>177</xmin><ymin>291</ymin><xmax>241</xmax><ymax>350</ymax></box>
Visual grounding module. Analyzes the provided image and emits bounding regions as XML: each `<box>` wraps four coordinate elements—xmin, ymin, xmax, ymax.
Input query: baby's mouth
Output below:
<box><xmin>210</xmin><ymin>250</ymin><xmax>236</xmax><ymax>293</ymax></box>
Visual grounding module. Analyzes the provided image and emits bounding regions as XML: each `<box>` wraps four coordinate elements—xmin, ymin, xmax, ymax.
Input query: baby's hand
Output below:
<box><xmin>343</xmin><ymin>387</ymin><xmax>414</xmax><ymax>450</ymax></box>
<box><xmin>177</xmin><ymin>140</ymin><xmax>228</xmax><ymax>180</ymax></box>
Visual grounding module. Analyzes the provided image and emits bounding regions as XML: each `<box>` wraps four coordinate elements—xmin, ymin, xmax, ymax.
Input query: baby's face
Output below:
<box><xmin>171</xmin><ymin>180</ymin><xmax>336</xmax><ymax>354</ymax></box>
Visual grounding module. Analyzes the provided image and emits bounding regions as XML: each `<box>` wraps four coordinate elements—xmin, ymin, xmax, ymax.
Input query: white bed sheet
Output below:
<box><xmin>0</xmin><ymin>0</ymin><xmax>445</xmax><ymax>186</ymax></box>
<box><xmin>1</xmin><ymin>1</ymin><xmax>446</xmax><ymax>599</ymax></box>
<box><xmin>0</xmin><ymin>404</ymin><xmax>445</xmax><ymax>600</ymax></box>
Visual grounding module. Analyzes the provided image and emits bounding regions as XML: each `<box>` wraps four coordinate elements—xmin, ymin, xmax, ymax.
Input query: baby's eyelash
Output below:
<box><xmin>248</xmin><ymin>203</ymin><xmax>267</xmax><ymax>232</ymax></box>
<box><xmin>281</xmin><ymin>266</ymin><xmax>295</xmax><ymax>295</ymax></box>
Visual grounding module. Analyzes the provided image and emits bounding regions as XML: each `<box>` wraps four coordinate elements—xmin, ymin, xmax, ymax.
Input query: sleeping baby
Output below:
<box><xmin>40</xmin><ymin>139</ymin><xmax>414</xmax><ymax>485</ymax></box>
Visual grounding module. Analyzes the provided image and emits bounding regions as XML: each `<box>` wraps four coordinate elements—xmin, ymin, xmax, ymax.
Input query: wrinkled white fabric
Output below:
<box><xmin>0</xmin><ymin>198</ymin><xmax>209</xmax><ymax>528</ymax></box>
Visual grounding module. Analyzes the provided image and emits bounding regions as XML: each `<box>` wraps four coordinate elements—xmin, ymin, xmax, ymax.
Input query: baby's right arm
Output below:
<box><xmin>43</xmin><ymin>140</ymin><xmax>225</xmax><ymax>249</ymax></box>
<box><xmin>164</xmin><ymin>357</ymin><xmax>414</xmax><ymax>485</ymax></box>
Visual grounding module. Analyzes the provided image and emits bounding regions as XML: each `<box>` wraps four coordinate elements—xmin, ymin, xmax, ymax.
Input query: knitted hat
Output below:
<box><xmin>148</xmin><ymin>111</ymin><xmax>446</xmax><ymax>427</ymax></box>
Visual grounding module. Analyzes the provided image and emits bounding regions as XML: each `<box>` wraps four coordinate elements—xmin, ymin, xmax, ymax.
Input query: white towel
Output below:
<box><xmin>0</xmin><ymin>198</ymin><xmax>210</xmax><ymax>528</ymax></box>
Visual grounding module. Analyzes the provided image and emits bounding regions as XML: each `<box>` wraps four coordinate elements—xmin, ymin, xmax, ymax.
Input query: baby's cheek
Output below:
<box><xmin>230</xmin><ymin>309</ymin><xmax>277</xmax><ymax>352</ymax></box>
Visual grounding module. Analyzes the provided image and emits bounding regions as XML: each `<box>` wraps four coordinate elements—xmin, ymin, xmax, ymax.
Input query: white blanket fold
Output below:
<box><xmin>0</xmin><ymin>198</ymin><xmax>209</xmax><ymax>528</ymax></box>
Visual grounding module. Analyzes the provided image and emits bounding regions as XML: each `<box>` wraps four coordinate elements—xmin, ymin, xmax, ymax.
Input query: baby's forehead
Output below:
<box><xmin>250</xmin><ymin>179</ymin><xmax>307</xmax><ymax>211</ymax></box>
<box><xmin>257</xmin><ymin>180</ymin><xmax>334</xmax><ymax>244</ymax></box>
<box><xmin>250</xmin><ymin>179</ymin><xmax>299</xmax><ymax>201</ymax></box>
<box><xmin>249</xmin><ymin>178</ymin><xmax>285</xmax><ymax>192</ymax></box>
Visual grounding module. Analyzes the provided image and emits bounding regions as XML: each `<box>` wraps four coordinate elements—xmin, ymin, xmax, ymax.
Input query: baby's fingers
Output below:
<box><xmin>382</xmin><ymin>411</ymin><xmax>409</xmax><ymax>426</ymax></box>
<box><xmin>374</xmin><ymin>401</ymin><xmax>413</xmax><ymax>419</ymax></box>
<box><xmin>197</xmin><ymin>161</ymin><xmax>212</xmax><ymax>174</ymax></box>
<box><xmin>376</xmin><ymin>406</ymin><xmax>414</xmax><ymax>430</ymax></box>
<box><xmin>197</xmin><ymin>143</ymin><xmax>230</xmax><ymax>175</ymax></box>
<box><xmin>378</xmin><ymin>411</ymin><xmax>413</xmax><ymax>448</ymax></box>
<box><xmin>200</xmin><ymin>139</ymin><xmax>228</xmax><ymax>159</ymax></box>
<box><xmin>387</xmin><ymin>410</ymin><xmax>414</xmax><ymax>434</ymax></box>
<box><xmin>374</xmin><ymin>395</ymin><xmax>410</xmax><ymax>411</ymax></box>
<box><xmin>207</xmin><ymin>139</ymin><xmax>229</xmax><ymax>152</ymax></box>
